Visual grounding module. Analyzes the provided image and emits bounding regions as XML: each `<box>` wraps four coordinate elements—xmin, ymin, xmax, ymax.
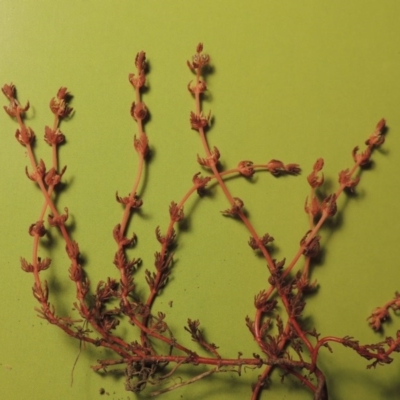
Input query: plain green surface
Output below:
<box><xmin>1</xmin><ymin>1</ymin><xmax>400</xmax><ymax>399</ymax></box>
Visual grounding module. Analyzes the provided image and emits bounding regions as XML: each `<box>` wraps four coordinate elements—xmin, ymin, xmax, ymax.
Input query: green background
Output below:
<box><xmin>1</xmin><ymin>1</ymin><xmax>400</xmax><ymax>399</ymax></box>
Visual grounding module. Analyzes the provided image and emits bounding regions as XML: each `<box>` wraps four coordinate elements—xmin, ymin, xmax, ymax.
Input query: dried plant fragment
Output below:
<box><xmin>3</xmin><ymin>46</ymin><xmax>396</xmax><ymax>400</ymax></box>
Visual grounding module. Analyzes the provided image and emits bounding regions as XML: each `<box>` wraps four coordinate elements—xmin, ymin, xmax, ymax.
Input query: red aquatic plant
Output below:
<box><xmin>3</xmin><ymin>44</ymin><xmax>398</xmax><ymax>400</ymax></box>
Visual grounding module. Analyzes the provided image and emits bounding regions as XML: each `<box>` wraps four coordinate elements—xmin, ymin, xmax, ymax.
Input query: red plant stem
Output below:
<box><xmin>312</xmin><ymin>333</ymin><xmax>400</xmax><ymax>367</ymax></box>
<box><xmin>147</xmin><ymin>186</ymin><xmax>197</xmax><ymax>309</ymax></box>
<box><xmin>100</xmin><ymin>353</ymin><xmax>320</xmax><ymax>372</ymax></box>
<box><xmin>119</xmin><ymin>98</ymin><xmax>146</xmax><ymax>236</ymax></box>
<box><xmin>111</xmin><ymin>60</ymin><xmax>198</xmax><ymax>358</ymax></box>
<box><xmin>124</xmin><ymin>354</ymin><xmax>264</xmax><ymax>367</ymax></box>
<box><xmin>138</xmin><ymin>185</ymin><xmax>199</xmax><ymax>352</ymax></box>
<box><xmin>138</xmin><ymin>166</ymin><xmax>287</xmax><ymax>353</ymax></box>
<box><xmin>31</xmin><ymin>233</ymin><xmax>42</xmax><ymax>289</ymax></box>
<box><xmin>308</xmin><ymin>187</ymin><xmax>316</xmax><ymax>229</ymax></box>
<box><xmin>137</xmin><ymin>166</ymin><xmax>289</xmax><ymax>353</ymax></box>
<box><xmin>134</xmin><ymin>312</ymin><xmax>194</xmax><ymax>355</ymax></box>
<box><xmin>35</xmin><ymin>169</ymin><xmax>131</xmax><ymax>354</ymax></box>
<box><xmin>312</xmin><ymin>336</ymin><xmax>344</xmax><ymax>366</ymax></box>
<box><xmin>194</xmin><ymin>53</ymin><xmax>322</xmax><ymax>351</ymax></box>
<box><xmin>251</xmin><ymin>367</ymin><xmax>317</xmax><ymax>400</ymax></box>
<box><xmin>193</xmin><ymin>70</ymin><xmax>276</xmax><ymax>274</ymax></box>
<box><xmin>193</xmin><ymin>52</ymin><xmax>382</xmax><ymax>396</ymax></box>
<box><xmin>121</xmin><ymin>155</ymin><xmax>145</xmax><ymax>234</ymax></box>
<box><xmin>191</xmin><ymin>56</ymin><xmax>320</xmax><ymax>372</ymax></box>
<box><xmin>285</xmin><ymin>161</ymin><xmax>360</xmax><ymax>277</ymax></box>
<box><xmin>251</xmin><ymin>152</ymin><xmax>378</xmax><ymax>391</ymax></box>
<box><xmin>254</xmin><ymin>158</ymin><xmax>364</xmax><ymax>310</ymax></box>
<box><xmin>191</xmin><ymin>61</ymin><xmax>318</xmax><ymax>387</ymax></box>
<box><xmin>14</xmin><ymin>107</ymin><xmax>135</xmax><ymax>356</ymax></box>
<box><xmin>51</xmin><ymin>114</ymin><xmax>59</xmax><ymax>167</ymax></box>
<box><xmin>117</xmin><ymin>151</ymin><xmax>145</xmax><ymax>306</ymax></box>
<box><xmin>257</xmin><ymin>159</ymin><xmax>363</xmax><ymax>312</ymax></box>
<box><xmin>14</xmin><ymin>111</ymin><xmax>128</xmax><ymax>356</ymax></box>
